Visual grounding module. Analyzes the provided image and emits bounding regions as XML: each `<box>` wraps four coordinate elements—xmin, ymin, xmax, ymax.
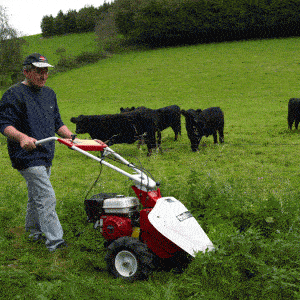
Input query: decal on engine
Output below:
<box><xmin>176</xmin><ymin>211</ymin><xmax>193</xmax><ymax>222</ymax></box>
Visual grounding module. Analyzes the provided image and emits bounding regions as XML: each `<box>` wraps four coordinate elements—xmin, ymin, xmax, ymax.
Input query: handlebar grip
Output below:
<box><xmin>35</xmin><ymin>137</ymin><xmax>58</xmax><ymax>145</ymax></box>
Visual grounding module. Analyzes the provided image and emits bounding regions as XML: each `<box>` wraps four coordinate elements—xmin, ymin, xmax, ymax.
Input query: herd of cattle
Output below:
<box><xmin>70</xmin><ymin>98</ymin><xmax>299</xmax><ymax>155</ymax></box>
<box><xmin>70</xmin><ymin>105</ymin><xmax>225</xmax><ymax>155</ymax></box>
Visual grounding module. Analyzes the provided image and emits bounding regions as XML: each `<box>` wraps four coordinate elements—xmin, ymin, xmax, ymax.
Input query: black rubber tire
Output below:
<box><xmin>105</xmin><ymin>236</ymin><xmax>155</xmax><ymax>281</ymax></box>
<box><xmin>156</xmin><ymin>251</ymin><xmax>193</xmax><ymax>274</ymax></box>
<box><xmin>169</xmin><ymin>251</ymin><xmax>193</xmax><ymax>273</ymax></box>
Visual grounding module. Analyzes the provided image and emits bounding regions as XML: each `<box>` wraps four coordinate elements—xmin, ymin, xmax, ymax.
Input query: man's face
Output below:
<box><xmin>24</xmin><ymin>66</ymin><xmax>49</xmax><ymax>87</ymax></box>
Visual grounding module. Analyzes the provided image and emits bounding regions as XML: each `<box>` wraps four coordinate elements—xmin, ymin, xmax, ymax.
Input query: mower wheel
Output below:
<box><xmin>156</xmin><ymin>250</ymin><xmax>193</xmax><ymax>274</ymax></box>
<box><xmin>105</xmin><ymin>236</ymin><xmax>155</xmax><ymax>281</ymax></box>
<box><xmin>169</xmin><ymin>251</ymin><xmax>193</xmax><ymax>273</ymax></box>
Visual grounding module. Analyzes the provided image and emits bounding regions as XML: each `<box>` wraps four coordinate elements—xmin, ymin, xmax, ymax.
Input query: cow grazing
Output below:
<box><xmin>288</xmin><ymin>98</ymin><xmax>300</xmax><ymax>130</ymax></box>
<box><xmin>70</xmin><ymin>107</ymin><xmax>160</xmax><ymax>156</ymax></box>
<box><xmin>120</xmin><ymin>105</ymin><xmax>181</xmax><ymax>143</ymax></box>
<box><xmin>181</xmin><ymin>107</ymin><xmax>224</xmax><ymax>152</ymax></box>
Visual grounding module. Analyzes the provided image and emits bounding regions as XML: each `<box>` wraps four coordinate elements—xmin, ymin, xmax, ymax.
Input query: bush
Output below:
<box><xmin>95</xmin><ymin>10</ymin><xmax>119</xmax><ymax>52</ymax></box>
<box><xmin>53</xmin><ymin>51</ymin><xmax>107</xmax><ymax>74</ymax></box>
<box><xmin>53</xmin><ymin>10</ymin><xmax>66</xmax><ymax>36</ymax></box>
<box><xmin>41</xmin><ymin>15</ymin><xmax>55</xmax><ymax>38</ymax></box>
<box><xmin>76</xmin><ymin>6</ymin><xmax>99</xmax><ymax>33</ymax></box>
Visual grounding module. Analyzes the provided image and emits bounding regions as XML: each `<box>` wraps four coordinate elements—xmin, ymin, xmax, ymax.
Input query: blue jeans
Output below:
<box><xmin>19</xmin><ymin>166</ymin><xmax>64</xmax><ymax>251</ymax></box>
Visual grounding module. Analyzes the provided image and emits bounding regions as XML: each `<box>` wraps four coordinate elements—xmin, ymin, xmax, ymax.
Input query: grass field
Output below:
<box><xmin>22</xmin><ymin>32</ymin><xmax>99</xmax><ymax>65</ymax></box>
<box><xmin>1</xmin><ymin>34</ymin><xmax>300</xmax><ymax>298</ymax></box>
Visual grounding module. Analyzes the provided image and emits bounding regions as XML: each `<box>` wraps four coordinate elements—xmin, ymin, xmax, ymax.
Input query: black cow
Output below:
<box><xmin>70</xmin><ymin>107</ymin><xmax>160</xmax><ymax>156</ymax></box>
<box><xmin>119</xmin><ymin>106</ymin><xmax>147</xmax><ymax>149</ymax></box>
<box><xmin>120</xmin><ymin>105</ymin><xmax>181</xmax><ymax>143</ymax></box>
<box><xmin>181</xmin><ymin>107</ymin><xmax>224</xmax><ymax>152</ymax></box>
<box><xmin>288</xmin><ymin>98</ymin><xmax>300</xmax><ymax>130</ymax></box>
<box><xmin>120</xmin><ymin>107</ymin><xmax>138</xmax><ymax>113</ymax></box>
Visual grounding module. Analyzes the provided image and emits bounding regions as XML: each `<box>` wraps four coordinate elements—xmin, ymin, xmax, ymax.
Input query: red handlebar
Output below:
<box><xmin>58</xmin><ymin>138</ymin><xmax>108</xmax><ymax>151</ymax></box>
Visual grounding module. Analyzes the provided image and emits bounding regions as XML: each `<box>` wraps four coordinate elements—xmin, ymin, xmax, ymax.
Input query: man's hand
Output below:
<box><xmin>20</xmin><ymin>136</ymin><xmax>37</xmax><ymax>151</ymax></box>
<box><xmin>57</xmin><ymin>125</ymin><xmax>74</xmax><ymax>139</ymax></box>
<box><xmin>3</xmin><ymin>126</ymin><xmax>38</xmax><ymax>151</ymax></box>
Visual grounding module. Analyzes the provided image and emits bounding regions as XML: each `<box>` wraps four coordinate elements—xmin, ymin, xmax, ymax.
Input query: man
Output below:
<box><xmin>0</xmin><ymin>53</ymin><xmax>74</xmax><ymax>252</ymax></box>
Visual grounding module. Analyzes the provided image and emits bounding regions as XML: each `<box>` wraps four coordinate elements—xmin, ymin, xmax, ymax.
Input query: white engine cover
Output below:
<box><xmin>148</xmin><ymin>197</ymin><xmax>214</xmax><ymax>257</ymax></box>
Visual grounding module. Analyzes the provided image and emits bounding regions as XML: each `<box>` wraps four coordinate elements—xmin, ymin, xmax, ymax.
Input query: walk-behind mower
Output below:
<box><xmin>36</xmin><ymin>137</ymin><xmax>214</xmax><ymax>281</ymax></box>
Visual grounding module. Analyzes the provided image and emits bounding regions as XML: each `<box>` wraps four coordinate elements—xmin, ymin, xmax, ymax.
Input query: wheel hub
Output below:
<box><xmin>115</xmin><ymin>250</ymin><xmax>138</xmax><ymax>277</ymax></box>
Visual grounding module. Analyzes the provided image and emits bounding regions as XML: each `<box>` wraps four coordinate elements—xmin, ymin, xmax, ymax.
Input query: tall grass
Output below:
<box><xmin>1</xmin><ymin>34</ymin><xmax>300</xmax><ymax>298</ymax></box>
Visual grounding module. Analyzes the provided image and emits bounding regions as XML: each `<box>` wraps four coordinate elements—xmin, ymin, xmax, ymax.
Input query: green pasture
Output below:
<box><xmin>22</xmin><ymin>32</ymin><xmax>98</xmax><ymax>65</ymax></box>
<box><xmin>1</xmin><ymin>35</ymin><xmax>300</xmax><ymax>298</ymax></box>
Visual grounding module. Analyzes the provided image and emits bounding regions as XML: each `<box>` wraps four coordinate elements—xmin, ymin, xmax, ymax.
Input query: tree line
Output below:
<box><xmin>112</xmin><ymin>0</ymin><xmax>300</xmax><ymax>47</ymax></box>
<box><xmin>41</xmin><ymin>0</ymin><xmax>300</xmax><ymax>44</ymax></box>
<box><xmin>41</xmin><ymin>3</ymin><xmax>112</xmax><ymax>37</ymax></box>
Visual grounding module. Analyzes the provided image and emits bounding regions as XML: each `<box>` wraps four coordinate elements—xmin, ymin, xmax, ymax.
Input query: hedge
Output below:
<box><xmin>113</xmin><ymin>0</ymin><xmax>300</xmax><ymax>47</ymax></box>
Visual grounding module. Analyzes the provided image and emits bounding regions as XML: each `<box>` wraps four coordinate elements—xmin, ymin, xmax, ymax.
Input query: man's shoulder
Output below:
<box><xmin>1</xmin><ymin>82</ymin><xmax>24</xmax><ymax>102</ymax></box>
<box><xmin>4</xmin><ymin>82</ymin><xmax>23</xmax><ymax>94</ymax></box>
<box><xmin>42</xmin><ymin>86</ymin><xmax>56</xmax><ymax>96</ymax></box>
<box><xmin>43</xmin><ymin>85</ymin><xmax>54</xmax><ymax>91</ymax></box>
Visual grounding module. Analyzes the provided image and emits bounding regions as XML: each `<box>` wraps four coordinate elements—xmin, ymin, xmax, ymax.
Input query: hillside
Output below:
<box><xmin>22</xmin><ymin>32</ymin><xmax>98</xmax><ymax>65</ymax></box>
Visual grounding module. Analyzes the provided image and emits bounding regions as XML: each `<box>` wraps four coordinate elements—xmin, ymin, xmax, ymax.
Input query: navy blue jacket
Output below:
<box><xmin>0</xmin><ymin>82</ymin><xmax>64</xmax><ymax>170</ymax></box>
